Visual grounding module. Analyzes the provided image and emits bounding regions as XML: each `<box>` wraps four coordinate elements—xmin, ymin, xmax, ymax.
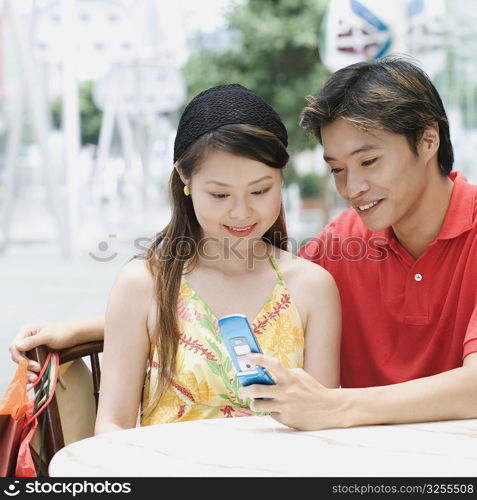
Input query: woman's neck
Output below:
<box><xmin>195</xmin><ymin>238</ymin><xmax>272</xmax><ymax>276</ymax></box>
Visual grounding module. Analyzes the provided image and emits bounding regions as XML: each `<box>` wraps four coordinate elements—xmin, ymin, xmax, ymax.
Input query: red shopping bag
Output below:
<box><xmin>0</xmin><ymin>359</ymin><xmax>31</xmax><ymax>477</ymax></box>
<box><xmin>0</xmin><ymin>353</ymin><xmax>59</xmax><ymax>477</ymax></box>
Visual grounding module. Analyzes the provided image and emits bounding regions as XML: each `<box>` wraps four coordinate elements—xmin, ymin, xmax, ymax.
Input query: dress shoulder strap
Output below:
<box><xmin>268</xmin><ymin>254</ymin><xmax>285</xmax><ymax>283</ymax></box>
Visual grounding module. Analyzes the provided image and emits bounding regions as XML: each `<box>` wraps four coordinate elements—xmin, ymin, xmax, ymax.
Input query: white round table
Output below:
<box><xmin>49</xmin><ymin>416</ymin><xmax>477</xmax><ymax>477</ymax></box>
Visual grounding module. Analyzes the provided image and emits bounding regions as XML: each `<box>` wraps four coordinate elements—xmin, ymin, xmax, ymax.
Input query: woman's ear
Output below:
<box><xmin>175</xmin><ymin>165</ymin><xmax>188</xmax><ymax>185</ymax></box>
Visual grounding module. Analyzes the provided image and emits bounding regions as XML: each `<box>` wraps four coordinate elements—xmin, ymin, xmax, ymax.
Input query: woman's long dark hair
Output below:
<box><xmin>141</xmin><ymin>123</ymin><xmax>289</xmax><ymax>418</ymax></box>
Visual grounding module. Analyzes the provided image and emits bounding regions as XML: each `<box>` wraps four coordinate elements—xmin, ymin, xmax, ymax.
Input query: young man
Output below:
<box><xmin>239</xmin><ymin>57</ymin><xmax>477</xmax><ymax>429</ymax></box>
<box><xmin>10</xmin><ymin>58</ymin><xmax>477</xmax><ymax>431</ymax></box>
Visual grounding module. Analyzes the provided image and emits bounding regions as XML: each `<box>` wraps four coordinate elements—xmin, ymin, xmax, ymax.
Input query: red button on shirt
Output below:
<box><xmin>297</xmin><ymin>171</ymin><xmax>477</xmax><ymax>388</ymax></box>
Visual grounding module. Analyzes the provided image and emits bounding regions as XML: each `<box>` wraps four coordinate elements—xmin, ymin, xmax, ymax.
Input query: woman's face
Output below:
<box><xmin>180</xmin><ymin>149</ymin><xmax>283</xmax><ymax>255</ymax></box>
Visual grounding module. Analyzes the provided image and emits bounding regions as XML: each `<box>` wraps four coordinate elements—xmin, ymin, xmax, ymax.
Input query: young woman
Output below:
<box><xmin>10</xmin><ymin>84</ymin><xmax>341</xmax><ymax>433</ymax></box>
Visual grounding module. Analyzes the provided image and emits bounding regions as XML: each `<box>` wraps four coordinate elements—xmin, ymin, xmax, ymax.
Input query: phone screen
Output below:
<box><xmin>231</xmin><ymin>337</ymin><xmax>257</xmax><ymax>372</ymax></box>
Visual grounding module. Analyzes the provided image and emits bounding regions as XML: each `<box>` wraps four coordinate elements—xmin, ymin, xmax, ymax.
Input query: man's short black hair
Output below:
<box><xmin>301</xmin><ymin>56</ymin><xmax>453</xmax><ymax>175</ymax></box>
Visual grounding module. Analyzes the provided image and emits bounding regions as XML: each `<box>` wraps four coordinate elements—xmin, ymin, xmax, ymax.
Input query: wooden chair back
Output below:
<box><xmin>26</xmin><ymin>341</ymin><xmax>103</xmax><ymax>474</ymax></box>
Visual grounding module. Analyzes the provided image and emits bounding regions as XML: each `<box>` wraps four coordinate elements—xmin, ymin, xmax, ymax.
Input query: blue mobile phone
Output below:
<box><xmin>218</xmin><ymin>314</ymin><xmax>275</xmax><ymax>387</ymax></box>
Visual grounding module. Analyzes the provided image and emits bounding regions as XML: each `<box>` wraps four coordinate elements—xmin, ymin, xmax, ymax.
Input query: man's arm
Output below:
<box><xmin>239</xmin><ymin>352</ymin><xmax>477</xmax><ymax>431</ymax></box>
<box><xmin>9</xmin><ymin>317</ymin><xmax>105</xmax><ymax>381</ymax></box>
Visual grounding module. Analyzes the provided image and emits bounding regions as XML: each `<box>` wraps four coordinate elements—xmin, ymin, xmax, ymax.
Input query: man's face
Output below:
<box><xmin>321</xmin><ymin>118</ymin><xmax>431</xmax><ymax>232</ymax></box>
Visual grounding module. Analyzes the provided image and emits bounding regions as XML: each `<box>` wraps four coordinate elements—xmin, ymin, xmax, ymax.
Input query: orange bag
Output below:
<box><xmin>0</xmin><ymin>359</ymin><xmax>31</xmax><ymax>477</ymax></box>
<box><xmin>0</xmin><ymin>353</ymin><xmax>59</xmax><ymax>477</ymax></box>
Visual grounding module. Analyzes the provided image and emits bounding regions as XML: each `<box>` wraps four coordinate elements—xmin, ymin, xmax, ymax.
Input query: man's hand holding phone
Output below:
<box><xmin>239</xmin><ymin>353</ymin><xmax>346</xmax><ymax>432</ymax></box>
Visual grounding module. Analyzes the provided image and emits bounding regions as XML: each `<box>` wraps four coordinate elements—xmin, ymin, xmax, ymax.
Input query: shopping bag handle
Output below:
<box><xmin>27</xmin><ymin>351</ymin><xmax>55</xmax><ymax>391</ymax></box>
<box><xmin>24</xmin><ymin>352</ymin><xmax>59</xmax><ymax>427</ymax></box>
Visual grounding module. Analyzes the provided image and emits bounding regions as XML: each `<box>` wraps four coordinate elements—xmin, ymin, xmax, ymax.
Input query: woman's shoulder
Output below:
<box><xmin>113</xmin><ymin>257</ymin><xmax>155</xmax><ymax>297</ymax></box>
<box><xmin>271</xmin><ymin>247</ymin><xmax>338</xmax><ymax>330</ymax></box>
<box><xmin>273</xmin><ymin>247</ymin><xmax>335</xmax><ymax>288</ymax></box>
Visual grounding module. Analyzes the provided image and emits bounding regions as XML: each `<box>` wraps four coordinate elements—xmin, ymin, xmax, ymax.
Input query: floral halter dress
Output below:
<box><xmin>142</xmin><ymin>255</ymin><xmax>304</xmax><ymax>425</ymax></box>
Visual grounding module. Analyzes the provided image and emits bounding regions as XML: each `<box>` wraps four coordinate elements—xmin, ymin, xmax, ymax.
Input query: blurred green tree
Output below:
<box><xmin>183</xmin><ymin>0</ymin><xmax>330</xmax><ymax>155</ymax></box>
<box><xmin>51</xmin><ymin>81</ymin><xmax>102</xmax><ymax>146</ymax></box>
<box><xmin>297</xmin><ymin>171</ymin><xmax>322</xmax><ymax>199</ymax></box>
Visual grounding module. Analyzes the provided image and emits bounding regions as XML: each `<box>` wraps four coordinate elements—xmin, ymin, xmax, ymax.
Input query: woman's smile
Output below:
<box><xmin>223</xmin><ymin>223</ymin><xmax>258</xmax><ymax>237</ymax></box>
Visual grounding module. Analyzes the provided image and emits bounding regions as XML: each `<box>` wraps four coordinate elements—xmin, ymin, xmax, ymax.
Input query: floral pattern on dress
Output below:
<box><xmin>142</xmin><ymin>255</ymin><xmax>304</xmax><ymax>426</ymax></box>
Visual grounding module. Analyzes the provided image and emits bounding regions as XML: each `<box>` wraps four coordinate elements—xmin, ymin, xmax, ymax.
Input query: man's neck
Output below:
<box><xmin>392</xmin><ymin>172</ymin><xmax>454</xmax><ymax>260</ymax></box>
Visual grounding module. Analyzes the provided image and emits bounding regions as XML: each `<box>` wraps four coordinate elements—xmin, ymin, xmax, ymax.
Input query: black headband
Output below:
<box><xmin>173</xmin><ymin>83</ymin><xmax>288</xmax><ymax>163</ymax></box>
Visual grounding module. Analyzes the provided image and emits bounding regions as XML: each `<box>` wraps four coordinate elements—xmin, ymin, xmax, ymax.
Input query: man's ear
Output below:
<box><xmin>420</xmin><ymin>122</ymin><xmax>440</xmax><ymax>159</ymax></box>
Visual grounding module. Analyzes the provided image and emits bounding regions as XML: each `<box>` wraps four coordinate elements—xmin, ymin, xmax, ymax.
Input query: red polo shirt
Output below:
<box><xmin>297</xmin><ymin>171</ymin><xmax>477</xmax><ymax>388</ymax></box>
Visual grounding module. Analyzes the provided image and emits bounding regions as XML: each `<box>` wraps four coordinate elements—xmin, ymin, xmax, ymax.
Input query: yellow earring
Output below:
<box><xmin>183</xmin><ymin>185</ymin><xmax>190</xmax><ymax>196</ymax></box>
